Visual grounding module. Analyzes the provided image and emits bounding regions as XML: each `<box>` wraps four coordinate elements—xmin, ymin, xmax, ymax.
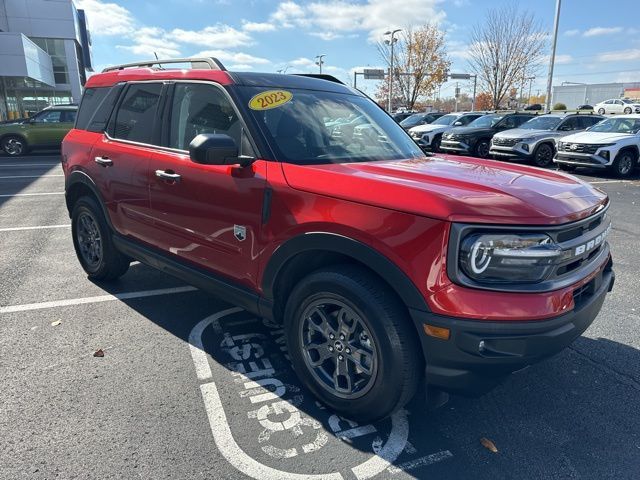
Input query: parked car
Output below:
<box><xmin>577</xmin><ymin>104</ymin><xmax>594</xmax><ymax>111</ymax></box>
<box><xmin>62</xmin><ymin>57</ymin><xmax>614</xmax><ymax>422</ymax></box>
<box><xmin>554</xmin><ymin>114</ymin><xmax>640</xmax><ymax>177</ymax></box>
<box><xmin>594</xmin><ymin>98</ymin><xmax>640</xmax><ymax>115</ymax></box>
<box><xmin>0</xmin><ymin>105</ymin><xmax>77</xmax><ymax>156</ymax></box>
<box><xmin>490</xmin><ymin>113</ymin><xmax>603</xmax><ymax>167</ymax></box>
<box><xmin>440</xmin><ymin>112</ymin><xmax>536</xmax><ymax>158</ymax></box>
<box><xmin>392</xmin><ymin>112</ymin><xmax>414</xmax><ymax>123</ymax></box>
<box><xmin>524</xmin><ymin>103</ymin><xmax>543</xmax><ymax>111</ymax></box>
<box><xmin>408</xmin><ymin>112</ymin><xmax>486</xmax><ymax>152</ymax></box>
<box><xmin>399</xmin><ymin>112</ymin><xmax>445</xmax><ymax>131</ymax></box>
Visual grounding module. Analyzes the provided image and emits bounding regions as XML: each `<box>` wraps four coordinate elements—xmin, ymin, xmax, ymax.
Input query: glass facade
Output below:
<box><xmin>1</xmin><ymin>77</ymin><xmax>72</xmax><ymax>119</ymax></box>
<box><xmin>31</xmin><ymin>38</ymin><xmax>69</xmax><ymax>85</ymax></box>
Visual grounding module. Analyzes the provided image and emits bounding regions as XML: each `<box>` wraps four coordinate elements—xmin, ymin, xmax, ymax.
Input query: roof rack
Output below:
<box><xmin>102</xmin><ymin>57</ymin><xmax>226</xmax><ymax>73</ymax></box>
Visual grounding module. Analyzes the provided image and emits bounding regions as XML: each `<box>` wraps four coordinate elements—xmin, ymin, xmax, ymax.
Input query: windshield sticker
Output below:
<box><xmin>249</xmin><ymin>90</ymin><xmax>293</xmax><ymax>111</ymax></box>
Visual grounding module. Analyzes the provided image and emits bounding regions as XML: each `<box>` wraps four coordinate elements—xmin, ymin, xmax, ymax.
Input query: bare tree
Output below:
<box><xmin>376</xmin><ymin>25</ymin><xmax>450</xmax><ymax>111</ymax></box>
<box><xmin>467</xmin><ymin>5</ymin><xmax>546</xmax><ymax>109</ymax></box>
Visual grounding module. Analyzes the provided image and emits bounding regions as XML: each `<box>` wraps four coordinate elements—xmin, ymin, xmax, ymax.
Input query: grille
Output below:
<box><xmin>492</xmin><ymin>137</ymin><xmax>519</xmax><ymax>147</ymax></box>
<box><xmin>446</xmin><ymin>134</ymin><xmax>467</xmax><ymax>142</ymax></box>
<box><xmin>559</xmin><ymin>143</ymin><xmax>600</xmax><ymax>154</ymax></box>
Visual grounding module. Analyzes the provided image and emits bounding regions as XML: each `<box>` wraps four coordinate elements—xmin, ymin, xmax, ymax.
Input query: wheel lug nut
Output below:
<box><xmin>338</xmin><ymin>355</ymin><xmax>344</xmax><ymax>361</ymax></box>
<box><xmin>328</xmin><ymin>346</ymin><xmax>334</xmax><ymax>352</ymax></box>
<box><xmin>329</xmin><ymin>333</ymin><xmax>335</xmax><ymax>340</ymax></box>
<box><xmin>345</xmin><ymin>348</ymin><xmax>351</xmax><ymax>354</ymax></box>
<box><xmin>339</xmin><ymin>334</ymin><xmax>345</xmax><ymax>340</ymax></box>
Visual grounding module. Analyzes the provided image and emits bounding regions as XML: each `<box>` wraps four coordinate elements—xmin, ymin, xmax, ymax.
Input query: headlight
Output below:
<box><xmin>459</xmin><ymin>233</ymin><xmax>562</xmax><ymax>284</ymax></box>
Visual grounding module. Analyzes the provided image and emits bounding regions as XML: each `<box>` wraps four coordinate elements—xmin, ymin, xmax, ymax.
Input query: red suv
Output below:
<box><xmin>62</xmin><ymin>58</ymin><xmax>614</xmax><ymax>422</ymax></box>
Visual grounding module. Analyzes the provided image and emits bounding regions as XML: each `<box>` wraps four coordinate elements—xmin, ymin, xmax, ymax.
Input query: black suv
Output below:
<box><xmin>440</xmin><ymin>112</ymin><xmax>536</xmax><ymax>158</ymax></box>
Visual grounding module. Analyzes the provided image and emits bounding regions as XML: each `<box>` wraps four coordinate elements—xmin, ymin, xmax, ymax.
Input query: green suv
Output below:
<box><xmin>0</xmin><ymin>105</ymin><xmax>77</xmax><ymax>156</ymax></box>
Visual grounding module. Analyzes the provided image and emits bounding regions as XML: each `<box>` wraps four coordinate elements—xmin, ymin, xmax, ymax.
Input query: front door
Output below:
<box><xmin>28</xmin><ymin>109</ymin><xmax>69</xmax><ymax>146</ymax></box>
<box><xmin>148</xmin><ymin>82</ymin><xmax>266</xmax><ymax>289</ymax></box>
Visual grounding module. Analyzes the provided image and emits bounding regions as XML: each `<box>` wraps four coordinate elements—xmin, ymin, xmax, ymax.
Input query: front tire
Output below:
<box><xmin>624</xmin><ymin>107</ymin><xmax>632</xmax><ymax>114</ymax></box>
<box><xmin>71</xmin><ymin>196</ymin><xmax>130</xmax><ymax>281</ymax></box>
<box><xmin>284</xmin><ymin>265</ymin><xmax>422</xmax><ymax>423</ymax></box>
<box><xmin>1</xmin><ymin>135</ymin><xmax>28</xmax><ymax>156</ymax></box>
<box><xmin>598</xmin><ymin>108</ymin><xmax>605</xmax><ymax>115</ymax></box>
<box><xmin>431</xmin><ymin>135</ymin><xmax>442</xmax><ymax>153</ymax></box>
<box><xmin>474</xmin><ymin>139</ymin><xmax>491</xmax><ymax>159</ymax></box>
<box><xmin>610</xmin><ymin>150</ymin><xmax>637</xmax><ymax>178</ymax></box>
<box><xmin>532</xmin><ymin>143</ymin><xmax>555</xmax><ymax>168</ymax></box>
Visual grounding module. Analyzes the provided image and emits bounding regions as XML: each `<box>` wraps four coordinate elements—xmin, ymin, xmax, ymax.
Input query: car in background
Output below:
<box><xmin>524</xmin><ymin>104</ymin><xmax>543</xmax><ymax>111</ymax></box>
<box><xmin>577</xmin><ymin>104</ymin><xmax>594</xmax><ymax>111</ymax></box>
<box><xmin>330</xmin><ymin>114</ymin><xmax>369</xmax><ymax>139</ymax></box>
<box><xmin>490</xmin><ymin>113</ymin><xmax>603</xmax><ymax>167</ymax></box>
<box><xmin>554</xmin><ymin>115</ymin><xmax>640</xmax><ymax>178</ymax></box>
<box><xmin>594</xmin><ymin>98</ymin><xmax>640</xmax><ymax>115</ymax></box>
<box><xmin>440</xmin><ymin>112</ymin><xmax>536</xmax><ymax>158</ymax></box>
<box><xmin>0</xmin><ymin>105</ymin><xmax>77</xmax><ymax>156</ymax></box>
<box><xmin>408</xmin><ymin>111</ymin><xmax>486</xmax><ymax>152</ymax></box>
<box><xmin>392</xmin><ymin>111</ymin><xmax>414</xmax><ymax>123</ymax></box>
<box><xmin>399</xmin><ymin>112</ymin><xmax>445</xmax><ymax>131</ymax></box>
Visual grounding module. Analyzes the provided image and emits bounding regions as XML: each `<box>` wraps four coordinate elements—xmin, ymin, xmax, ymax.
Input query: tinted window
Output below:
<box><xmin>168</xmin><ymin>83</ymin><xmax>243</xmax><ymax>151</ymax></box>
<box><xmin>113</xmin><ymin>83</ymin><xmax>162</xmax><ymax>143</ymax></box>
<box><xmin>76</xmin><ymin>87</ymin><xmax>109</xmax><ymax>129</ymax></box>
<box><xmin>33</xmin><ymin>110</ymin><xmax>62</xmax><ymax>123</ymax></box>
<box><xmin>557</xmin><ymin>117</ymin><xmax>581</xmax><ymax>131</ymax></box>
<box><xmin>498</xmin><ymin>115</ymin><xmax>522</xmax><ymax>129</ymax></box>
<box><xmin>60</xmin><ymin>110</ymin><xmax>76</xmax><ymax>123</ymax></box>
<box><xmin>579</xmin><ymin>116</ymin><xmax>602</xmax><ymax>129</ymax></box>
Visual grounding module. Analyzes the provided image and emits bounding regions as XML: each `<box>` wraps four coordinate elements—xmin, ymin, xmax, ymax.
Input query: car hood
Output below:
<box><xmin>559</xmin><ymin>131</ymin><xmax>635</xmax><ymax>143</ymax></box>
<box><xmin>494</xmin><ymin>128</ymin><xmax>550</xmax><ymax>139</ymax></box>
<box><xmin>281</xmin><ymin>156</ymin><xmax>607</xmax><ymax>225</ymax></box>
<box><xmin>445</xmin><ymin>126</ymin><xmax>493</xmax><ymax>136</ymax></box>
<box><xmin>409</xmin><ymin>124</ymin><xmax>446</xmax><ymax>134</ymax></box>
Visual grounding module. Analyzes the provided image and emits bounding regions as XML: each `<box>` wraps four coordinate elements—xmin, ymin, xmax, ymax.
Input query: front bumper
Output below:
<box><xmin>409</xmin><ymin>259</ymin><xmax>614</xmax><ymax>396</ymax></box>
<box><xmin>440</xmin><ymin>139</ymin><xmax>472</xmax><ymax>154</ymax></box>
<box><xmin>554</xmin><ymin>152</ymin><xmax>611</xmax><ymax>169</ymax></box>
<box><xmin>490</xmin><ymin>144</ymin><xmax>534</xmax><ymax>160</ymax></box>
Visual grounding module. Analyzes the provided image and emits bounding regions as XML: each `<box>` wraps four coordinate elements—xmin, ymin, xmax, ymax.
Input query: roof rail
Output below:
<box><xmin>102</xmin><ymin>57</ymin><xmax>226</xmax><ymax>73</ymax></box>
<box><xmin>293</xmin><ymin>73</ymin><xmax>346</xmax><ymax>85</ymax></box>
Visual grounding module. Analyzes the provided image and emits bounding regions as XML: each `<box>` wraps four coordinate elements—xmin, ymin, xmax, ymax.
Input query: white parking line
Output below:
<box><xmin>0</xmin><ymin>192</ymin><xmax>64</xmax><ymax>197</ymax></box>
<box><xmin>588</xmin><ymin>180</ymin><xmax>633</xmax><ymax>184</ymax></box>
<box><xmin>0</xmin><ymin>175</ymin><xmax>64</xmax><ymax>179</ymax></box>
<box><xmin>0</xmin><ymin>224</ymin><xmax>70</xmax><ymax>232</ymax></box>
<box><xmin>0</xmin><ymin>163</ymin><xmax>60</xmax><ymax>167</ymax></box>
<box><xmin>0</xmin><ymin>286</ymin><xmax>198</xmax><ymax>314</ymax></box>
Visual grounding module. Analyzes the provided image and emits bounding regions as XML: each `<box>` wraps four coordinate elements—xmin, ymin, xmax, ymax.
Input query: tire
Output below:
<box><xmin>474</xmin><ymin>139</ymin><xmax>491</xmax><ymax>159</ymax></box>
<box><xmin>558</xmin><ymin>163</ymin><xmax>577</xmax><ymax>172</ymax></box>
<box><xmin>624</xmin><ymin>107</ymin><xmax>632</xmax><ymax>114</ymax></box>
<box><xmin>71</xmin><ymin>196</ymin><xmax>130</xmax><ymax>281</ymax></box>
<box><xmin>532</xmin><ymin>143</ymin><xmax>555</xmax><ymax>168</ymax></box>
<box><xmin>284</xmin><ymin>265</ymin><xmax>422</xmax><ymax>423</ymax></box>
<box><xmin>1</xmin><ymin>135</ymin><xmax>28</xmax><ymax>156</ymax></box>
<box><xmin>431</xmin><ymin>135</ymin><xmax>442</xmax><ymax>153</ymax></box>
<box><xmin>598</xmin><ymin>108</ymin><xmax>605</xmax><ymax>115</ymax></box>
<box><xmin>610</xmin><ymin>150</ymin><xmax>637</xmax><ymax>178</ymax></box>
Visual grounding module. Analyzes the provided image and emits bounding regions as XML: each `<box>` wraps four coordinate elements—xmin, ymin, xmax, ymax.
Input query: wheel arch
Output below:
<box><xmin>65</xmin><ymin>171</ymin><xmax>114</xmax><ymax>229</ymax></box>
<box><xmin>0</xmin><ymin>132</ymin><xmax>29</xmax><ymax>146</ymax></box>
<box><xmin>618</xmin><ymin>144</ymin><xmax>639</xmax><ymax>158</ymax></box>
<box><xmin>262</xmin><ymin>232</ymin><xmax>430</xmax><ymax>322</ymax></box>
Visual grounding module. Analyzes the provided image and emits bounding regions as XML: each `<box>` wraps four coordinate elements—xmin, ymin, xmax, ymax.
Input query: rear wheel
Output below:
<box><xmin>598</xmin><ymin>108</ymin><xmax>605</xmax><ymax>115</ymax></box>
<box><xmin>474</xmin><ymin>139</ymin><xmax>491</xmax><ymax>159</ymax></box>
<box><xmin>71</xmin><ymin>196</ymin><xmax>130</xmax><ymax>280</ymax></box>
<box><xmin>624</xmin><ymin>107</ymin><xmax>632</xmax><ymax>114</ymax></box>
<box><xmin>610</xmin><ymin>150</ymin><xmax>637</xmax><ymax>178</ymax></box>
<box><xmin>284</xmin><ymin>265</ymin><xmax>422</xmax><ymax>423</ymax></box>
<box><xmin>1</xmin><ymin>136</ymin><xmax>27</xmax><ymax>156</ymax></box>
<box><xmin>532</xmin><ymin>143</ymin><xmax>555</xmax><ymax>168</ymax></box>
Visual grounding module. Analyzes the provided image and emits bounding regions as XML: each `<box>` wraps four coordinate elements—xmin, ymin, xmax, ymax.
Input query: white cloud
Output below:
<box><xmin>271</xmin><ymin>1</ymin><xmax>307</xmax><ymax>28</ymax></box>
<box><xmin>542</xmin><ymin>53</ymin><xmax>573</xmax><ymax>65</ymax></box>
<box><xmin>615</xmin><ymin>70</ymin><xmax>640</xmax><ymax>83</ymax></box>
<box><xmin>192</xmin><ymin>50</ymin><xmax>270</xmax><ymax>65</ymax></box>
<box><xmin>170</xmin><ymin>25</ymin><xmax>252</xmax><ymax>48</ymax></box>
<box><xmin>289</xmin><ymin>57</ymin><xmax>316</xmax><ymax>67</ymax></box>
<box><xmin>564</xmin><ymin>29</ymin><xmax>580</xmax><ymax>36</ymax></box>
<box><xmin>583</xmin><ymin>26</ymin><xmax>624</xmax><ymax>37</ymax></box>
<box><xmin>117</xmin><ymin>27</ymin><xmax>181</xmax><ymax>58</ymax></box>
<box><xmin>309</xmin><ymin>31</ymin><xmax>344</xmax><ymax>41</ymax></box>
<box><xmin>75</xmin><ymin>0</ymin><xmax>134</xmax><ymax>35</ymax></box>
<box><xmin>228</xmin><ymin>64</ymin><xmax>254</xmax><ymax>70</ymax></box>
<box><xmin>242</xmin><ymin>21</ymin><xmax>277</xmax><ymax>32</ymax></box>
<box><xmin>597</xmin><ymin>48</ymin><xmax>640</xmax><ymax>62</ymax></box>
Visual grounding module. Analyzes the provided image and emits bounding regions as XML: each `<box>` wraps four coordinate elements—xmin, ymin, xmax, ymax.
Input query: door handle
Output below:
<box><xmin>94</xmin><ymin>156</ymin><xmax>113</xmax><ymax>167</ymax></box>
<box><xmin>155</xmin><ymin>169</ymin><xmax>181</xmax><ymax>182</ymax></box>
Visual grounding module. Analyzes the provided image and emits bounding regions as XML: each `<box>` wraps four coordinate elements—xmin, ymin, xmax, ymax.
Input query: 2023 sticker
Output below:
<box><xmin>249</xmin><ymin>90</ymin><xmax>293</xmax><ymax>110</ymax></box>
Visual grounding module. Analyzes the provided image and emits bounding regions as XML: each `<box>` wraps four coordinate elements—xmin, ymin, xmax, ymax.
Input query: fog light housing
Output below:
<box><xmin>599</xmin><ymin>150</ymin><xmax>610</xmax><ymax>160</ymax></box>
<box><xmin>522</xmin><ymin>144</ymin><xmax>529</xmax><ymax>152</ymax></box>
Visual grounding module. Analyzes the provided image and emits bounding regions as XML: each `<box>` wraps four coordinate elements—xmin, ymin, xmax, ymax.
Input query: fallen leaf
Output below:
<box><xmin>480</xmin><ymin>437</ymin><xmax>498</xmax><ymax>453</ymax></box>
<box><xmin>51</xmin><ymin>320</ymin><xmax>62</xmax><ymax>327</ymax></box>
<box><xmin>93</xmin><ymin>349</ymin><xmax>104</xmax><ymax>358</ymax></box>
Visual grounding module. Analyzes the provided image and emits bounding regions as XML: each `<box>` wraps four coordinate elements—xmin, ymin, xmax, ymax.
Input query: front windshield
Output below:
<box><xmin>520</xmin><ymin>116</ymin><xmax>562</xmax><ymax>130</ymax></box>
<box><xmin>589</xmin><ymin>118</ymin><xmax>640</xmax><ymax>134</ymax></box>
<box><xmin>432</xmin><ymin>114</ymin><xmax>458</xmax><ymax>126</ymax></box>
<box><xmin>622</xmin><ymin>99</ymin><xmax>637</xmax><ymax>104</ymax></box>
<box><xmin>400</xmin><ymin>114</ymin><xmax>427</xmax><ymax>128</ymax></box>
<box><xmin>239</xmin><ymin>87</ymin><xmax>424</xmax><ymax>165</ymax></box>
<box><xmin>467</xmin><ymin>114</ymin><xmax>503</xmax><ymax>128</ymax></box>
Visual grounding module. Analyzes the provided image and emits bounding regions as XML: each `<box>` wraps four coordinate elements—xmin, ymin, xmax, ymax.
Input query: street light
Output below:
<box><xmin>315</xmin><ymin>54</ymin><xmax>326</xmax><ymax>74</ymax></box>
<box><xmin>545</xmin><ymin>0</ymin><xmax>562</xmax><ymax>112</ymax></box>
<box><xmin>384</xmin><ymin>29</ymin><xmax>402</xmax><ymax>112</ymax></box>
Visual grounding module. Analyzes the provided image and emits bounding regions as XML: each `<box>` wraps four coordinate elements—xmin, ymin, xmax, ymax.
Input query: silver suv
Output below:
<box><xmin>490</xmin><ymin>113</ymin><xmax>603</xmax><ymax>167</ymax></box>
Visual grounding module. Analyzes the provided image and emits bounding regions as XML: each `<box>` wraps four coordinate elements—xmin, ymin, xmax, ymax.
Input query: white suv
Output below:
<box><xmin>594</xmin><ymin>98</ymin><xmax>640</xmax><ymax>115</ymax></box>
<box><xmin>408</xmin><ymin>112</ymin><xmax>486</xmax><ymax>151</ymax></box>
<box><xmin>554</xmin><ymin>115</ymin><xmax>640</xmax><ymax>177</ymax></box>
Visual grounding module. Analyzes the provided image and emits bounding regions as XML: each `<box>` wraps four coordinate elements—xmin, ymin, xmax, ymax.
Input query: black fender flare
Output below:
<box><xmin>261</xmin><ymin>232</ymin><xmax>430</xmax><ymax>313</ymax></box>
<box><xmin>64</xmin><ymin>171</ymin><xmax>114</xmax><ymax>230</ymax></box>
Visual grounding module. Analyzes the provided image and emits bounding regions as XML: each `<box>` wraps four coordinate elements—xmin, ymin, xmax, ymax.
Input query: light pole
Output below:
<box><xmin>384</xmin><ymin>29</ymin><xmax>402</xmax><ymax>112</ymax></box>
<box><xmin>277</xmin><ymin>66</ymin><xmax>290</xmax><ymax>74</ymax></box>
<box><xmin>545</xmin><ymin>0</ymin><xmax>562</xmax><ymax>112</ymax></box>
<box><xmin>526</xmin><ymin>76</ymin><xmax>535</xmax><ymax>104</ymax></box>
<box><xmin>315</xmin><ymin>54</ymin><xmax>326</xmax><ymax>74</ymax></box>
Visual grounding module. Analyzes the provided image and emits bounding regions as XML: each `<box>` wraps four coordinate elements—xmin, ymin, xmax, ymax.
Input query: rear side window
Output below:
<box><xmin>61</xmin><ymin>110</ymin><xmax>76</xmax><ymax>123</ymax></box>
<box><xmin>580</xmin><ymin>116</ymin><xmax>602</xmax><ymax>129</ymax></box>
<box><xmin>112</xmin><ymin>83</ymin><xmax>162</xmax><ymax>144</ymax></box>
<box><xmin>76</xmin><ymin>85</ymin><xmax>123</xmax><ymax>132</ymax></box>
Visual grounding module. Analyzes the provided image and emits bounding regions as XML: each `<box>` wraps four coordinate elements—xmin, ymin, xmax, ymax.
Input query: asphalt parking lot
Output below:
<box><xmin>1</xmin><ymin>152</ymin><xmax>639</xmax><ymax>480</ymax></box>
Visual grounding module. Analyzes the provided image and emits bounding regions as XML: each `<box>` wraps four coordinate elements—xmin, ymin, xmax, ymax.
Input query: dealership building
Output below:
<box><xmin>552</xmin><ymin>82</ymin><xmax>640</xmax><ymax>109</ymax></box>
<box><xmin>0</xmin><ymin>0</ymin><xmax>92</xmax><ymax>121</ymax></box>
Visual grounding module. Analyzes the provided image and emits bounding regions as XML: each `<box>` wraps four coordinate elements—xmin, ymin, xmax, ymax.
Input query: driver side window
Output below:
<box><xmin>33</xmin><ymin>110</ymin><xmax>62</xmax><ymax>123</ymax></box>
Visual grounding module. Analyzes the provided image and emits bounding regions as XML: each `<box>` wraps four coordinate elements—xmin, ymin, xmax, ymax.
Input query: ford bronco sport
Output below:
<box><xmin>62</xmin><ymin>58</ymin><xmax>615</xmax><ymax>422</ymax></box>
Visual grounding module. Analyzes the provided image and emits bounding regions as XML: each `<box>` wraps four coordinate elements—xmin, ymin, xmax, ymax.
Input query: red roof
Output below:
<box><xmin>86</xmin><ymin>68</ymin><xmax>234</xmax><ymax>88</ymax></box>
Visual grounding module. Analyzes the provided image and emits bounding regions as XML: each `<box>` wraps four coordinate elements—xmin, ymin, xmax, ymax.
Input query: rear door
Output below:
<box><xmin>147</xmin><ymin>81</ymin><xmax>267</xmax><ymax>289</ymax></box>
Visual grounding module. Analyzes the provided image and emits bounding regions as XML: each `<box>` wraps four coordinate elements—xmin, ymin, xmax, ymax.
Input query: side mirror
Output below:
<box><xmin>28</xmin><ymin>117</ymin><xmax>36</xmax><ymax>124</ymax></box>
<box><xmin>453</xmin><ymin>121</ymin><xmax>463</xmax><ymax>126</ymax></box>
<box><xmin>188</xmin><ymin>134</ymin><xmax>253</xmax><ymax>167</ymax></box>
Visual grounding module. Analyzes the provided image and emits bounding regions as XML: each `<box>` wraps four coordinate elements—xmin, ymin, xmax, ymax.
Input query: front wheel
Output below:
<box><xmin>71</xmin><ymin>196</ymin><xmax>130</xmax><ymax>281</ymax></box>
<box><xmin>610</xmin><ymin>150</ymin><xmax>637</xmax><ymax>178</ymax></box>
<box><xmin>624</xmin><ymin>107</ymin><xmax>632</xmax><ymax>114</ymax></box>
<box><xmin>431</xmin><ymin>135</ymin><xmax>442</xmax><ymax>153</ymax></box>
<box><xmin>1</xmin><ymin>136</ymin><xmax>28</xmax><ymax>156</ymax></box>
<box><xmin>284</xmin><ymin>265</ymin><xmax>422</xmax><ymax>423</ymax></box>
<box><xmin>598</xmin><ymin>108</ymin><xmax>606</xmax><ymax>115</ymax></box>
<box><xmin>474</xmin><ymin>139</ymin><xmax>491</xmax><ymax>159</ymax></box>
<box><xmin>532</xmin><ymin>143</ymin><xmax>555</xmax><ymax>168</ymax></box>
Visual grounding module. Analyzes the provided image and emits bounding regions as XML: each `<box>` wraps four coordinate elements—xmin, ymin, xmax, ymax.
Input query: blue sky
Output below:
<box><xmin>77</xmin><ymin>0</ymin><xmax>640</xmax><ymax>98</ymax></box>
